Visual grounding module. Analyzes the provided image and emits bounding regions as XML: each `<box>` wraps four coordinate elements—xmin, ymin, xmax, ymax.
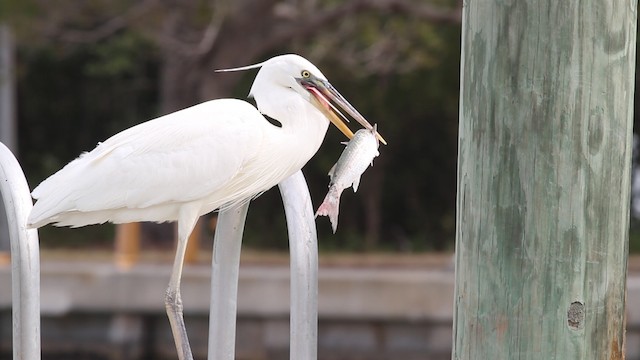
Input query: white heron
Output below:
<box><xmin>27</xmin><ymin>54</ymin><xmax>385</xmax><ymax>360</ymax></box>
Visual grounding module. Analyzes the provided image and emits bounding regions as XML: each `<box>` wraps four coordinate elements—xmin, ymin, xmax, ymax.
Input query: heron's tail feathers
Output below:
<box><xmin>28</xmin><ymin>150</ymin><xmax>99</xmax><ymax>228</ymax></box>
<box><xmin>28</xmin><ymin>193</ymin><xmax>79</xmax><ymax>228</ymax></box>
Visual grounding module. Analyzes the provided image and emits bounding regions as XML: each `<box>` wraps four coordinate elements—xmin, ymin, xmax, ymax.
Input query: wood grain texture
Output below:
<box><xmin>453</xmin><ymin>1</ymin><xmax>637</xmax><ymax>359</ymax></box>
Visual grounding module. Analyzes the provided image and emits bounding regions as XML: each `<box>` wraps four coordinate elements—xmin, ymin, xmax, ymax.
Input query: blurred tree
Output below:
<box><xmin>25</xmin><ymin>0</ymin><xmax>460</xmax><ymax>105</ymax></box>
<box><xmin>5</xmin><ymin>0</ymin><xmax>462</xmax><ymax>251</ymax></box>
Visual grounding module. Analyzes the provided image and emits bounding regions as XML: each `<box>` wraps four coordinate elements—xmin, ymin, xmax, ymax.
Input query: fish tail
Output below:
<box><xmin>315</xmin><ymin>188</ymin><xmax>341</xmax><ymax>233</ymax></box>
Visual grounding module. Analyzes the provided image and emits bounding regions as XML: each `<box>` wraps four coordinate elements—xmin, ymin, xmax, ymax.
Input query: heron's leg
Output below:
<box><xmin>166</xmin><ymin>204</ymin><xmax>201</xmax><ymax>360</ymax></box>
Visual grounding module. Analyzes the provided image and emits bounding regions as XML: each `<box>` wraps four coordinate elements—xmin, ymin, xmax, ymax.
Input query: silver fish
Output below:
<box><xmin>316</xmin><ymin>126</ymin><xmax>380</xmax><ymax>233</ymax></box>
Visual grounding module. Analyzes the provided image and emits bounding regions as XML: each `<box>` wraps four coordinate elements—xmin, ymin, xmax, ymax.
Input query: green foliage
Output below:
<box><xmin>14</xmin><ymin>31</ymin><xmax>160</xmax><ymax>249</ymax></box>
<box><xmin>85</xmin><ymin>33</ymin><xmax>153</xmax><ymax>77</ymax></box>
<box><xmin>630</xmin><ymin>221</ymin><xmax>640</xmax><ymax>253</ymax></box>
<box><xmin>304</xmin><ymin>21</ymin><xmax>462</xmax><ymax>251</ymax></box>
<box><xmin>17</xmin><ymin>31</ymin><xmax>159</xmax><ymax>185</ymax></box>
<box><xmin>0</xmin><ymin>0</ymin><xmax>40</xmax><ymax>48</ymax></box>
<box><xmin>11</xmin><ymin>2</ymin><xmax>463</xmax><ymax>252</ymax></box>
<box><xmin>7</xmin><ymin>0</ymin><xmax>637</xmax><ymax>257</ymax></box>
<box><xmin>0</xmin><ymin>0</ymin><xmax>37</xmax><ymax>23</ymax></box>
<box><xmin>237</xmin><ymin>19</ymin><xmax>462</xmax><ymax>251</ymax></box>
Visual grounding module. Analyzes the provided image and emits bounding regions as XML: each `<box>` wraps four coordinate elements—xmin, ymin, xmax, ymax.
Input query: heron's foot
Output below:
<box><xmin>165</xmin><ymin>288</ymin><xmax>194</xmax><ymax>360</ymax></box>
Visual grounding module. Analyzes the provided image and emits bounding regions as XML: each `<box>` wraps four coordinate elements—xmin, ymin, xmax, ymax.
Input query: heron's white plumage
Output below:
<box><xmin>28</xmin><ymin>54</ymin><xmax>331</xmax><ymax>228</ymax></box>
<box><xmin>27</xmin><ymin>54</ymin><xmax>374</xmax><ymax>360</ymax></box>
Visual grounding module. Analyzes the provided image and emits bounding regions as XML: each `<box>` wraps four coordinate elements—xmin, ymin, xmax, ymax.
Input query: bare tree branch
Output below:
<box><xmin>257</xmin><ymin>0</ymin><xmax>461</xmax><ymax>55</ymax></box>
<box><xmin>40</xmin><ymin>0</ymin><xmax>459</xmax><ymax>58</ymax></box>
<box><xmin>195</xmin><ymin>17</ymin><xmax>222</xmax><ymax>55</ymax></box>
<box><xmin>193</xmin><ymin>0</ymin><xmax>236</xmax><ymax>55</ymax></box>
<box><xmin>49</xmin><ymin>0</ymin><xmax>159</xmax><ymax>43</ymax></box>
<box><xmin>156</xmin><ymin>0</ymin><xmax>229</xmax><ymax>57</ymax></box>
<box><xmin>363</xmin><ymin>0</ymin><xmax>462</xmax><ymax>24</ymax></box>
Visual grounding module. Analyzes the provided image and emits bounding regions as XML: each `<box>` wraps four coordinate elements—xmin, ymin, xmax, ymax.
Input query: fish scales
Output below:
<box><xmin>316</xmin><ymin>127</ymin><xmax>380</xmax><ymax>233</ymax></box>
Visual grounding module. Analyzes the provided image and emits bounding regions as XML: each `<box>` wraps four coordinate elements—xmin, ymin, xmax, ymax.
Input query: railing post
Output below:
<box><xmin>0</xmin><ymin>142</ymin><xmax>41</xmax><ymax>360</ymax></box>
<box><xmin>114</xmin><ymin>223</ymin><xmax>141</xmax><ymax>270</ymax></box>
<box><xmin>207</xmin><ymin>202</ymin><xmax>249</xmax><ymax>360</ymax></box>
<box><xmin>207</xmin><ymin>170</ymin><xmax>318</xmax><ymax>360</ymax></box>
<box><xmin>279</xmin><ymin>170</ymin><xmax>318</xmax><ymax>360</ymax></box>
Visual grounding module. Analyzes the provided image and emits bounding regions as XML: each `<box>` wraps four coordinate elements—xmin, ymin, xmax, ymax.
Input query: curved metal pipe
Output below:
<box><xmin>0</xmin><ymin>142</ymin><xmax>40</xmax><ymax>360</ymax></box>
<box><xmin>207</xmin><ymin>170</ymin><xmax>318</xmax><ymax>360</ymax></box>
<box><xmin>279</xmin><ymin>170</ymin><xmax>318</xmax><ymax>360</ymax></box>
<box><xmin>207</xmin><ymin>202</ymin><xmax>249</xmax><ymax>360</ymax></box>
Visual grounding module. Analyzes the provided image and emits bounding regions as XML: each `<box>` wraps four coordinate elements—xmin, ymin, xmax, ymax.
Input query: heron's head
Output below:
<box><xmin>217</xmin><ymin>54</ymin><xmax>386</xmax><ymax>144</ymax></box>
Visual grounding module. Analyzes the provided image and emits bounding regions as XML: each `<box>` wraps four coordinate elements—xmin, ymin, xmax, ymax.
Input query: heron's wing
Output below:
<box><xmin>29</xmin><ymin>99</ymin><xmax>267</xmax><ymax>226</ymax></box>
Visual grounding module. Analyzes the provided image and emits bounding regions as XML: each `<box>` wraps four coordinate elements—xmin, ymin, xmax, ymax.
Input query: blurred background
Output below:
<box><xmin>0</xmin><ymin>0</ymin><xmax>640</xmax><ymax>359</ymax></box>
<box><xmin>2</xmin><ymin>0</ymin><xmax>463</xmax><ymax>253</ymax></box>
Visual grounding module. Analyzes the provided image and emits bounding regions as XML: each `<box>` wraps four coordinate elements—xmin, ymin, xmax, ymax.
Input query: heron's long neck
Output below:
<box><xmin>257</xmin><ymin>88</ymin><xmax>330</xmax><ymax>160</ymax></box>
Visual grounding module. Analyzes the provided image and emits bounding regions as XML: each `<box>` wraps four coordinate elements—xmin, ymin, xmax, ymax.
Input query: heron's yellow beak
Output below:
<box><xmin>300</xmin><ymin>77</ymin><xmax>387</xmax><ymax>145</ymax></box>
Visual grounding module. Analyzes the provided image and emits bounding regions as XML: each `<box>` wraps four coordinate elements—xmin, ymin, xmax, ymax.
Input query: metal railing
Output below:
<box><xmin>0</xmin><ymin>142</ymin><xmax>41</xmax><ymax>360</ymax></box>
<box><xmin>208</xmin><ymin>170</ymin><xmax>318</xmax><ymax>360</ymax></box>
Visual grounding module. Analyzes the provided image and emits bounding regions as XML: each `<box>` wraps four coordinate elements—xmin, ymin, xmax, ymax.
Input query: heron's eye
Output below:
<box><xmin>301</xmin><ymin>70</ymin><xmax>311</xmax><ymax>78</ymax></box>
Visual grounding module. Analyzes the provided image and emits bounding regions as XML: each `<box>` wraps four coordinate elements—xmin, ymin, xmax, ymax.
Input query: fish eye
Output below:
<box><xmin>301</xmin><ymin>70</ymin><xmax>311</xmax><ymax>78</ymax></box>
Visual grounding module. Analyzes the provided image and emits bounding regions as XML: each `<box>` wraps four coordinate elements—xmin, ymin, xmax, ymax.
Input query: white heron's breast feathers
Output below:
<box><xmin>28</xmin><ymin>98</ymin><xmax>313</xmax><ymax>228</ymax></box>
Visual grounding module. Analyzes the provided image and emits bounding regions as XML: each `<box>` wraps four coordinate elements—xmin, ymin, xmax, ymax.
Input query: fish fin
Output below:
<box><xmin>327</xmin><ymin>163</ymin><xmax>337</xmax><ymax>178</ymax></box>
<box><xmin>369</xmin><ymin>149</ymin><xmax>379</xmax><ymax>167</ymax></box>
<box><xmin>352</xmin><ymin>176</ymin><xmax>362</xmax><ymax>193</ymax></box>
<box><xmin>315</xmin><ymin>188</ymin><xmax>341</xmax><ymax>233</ymax></box>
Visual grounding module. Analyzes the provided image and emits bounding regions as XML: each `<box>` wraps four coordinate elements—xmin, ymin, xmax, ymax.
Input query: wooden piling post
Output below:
<box><xmin>115</xmin><ymin>223</ymin><xmax>141</xmax><ymax>270</ymax></box>
<box><xmin>453</xmin><ymin>1</ymin><xmax>636</xmax><ymax>359</ymax></box>
<box><xmin>184</xmin><ymin>218</ymin><xmax>202</xmax><ymax>264</ymax></box>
